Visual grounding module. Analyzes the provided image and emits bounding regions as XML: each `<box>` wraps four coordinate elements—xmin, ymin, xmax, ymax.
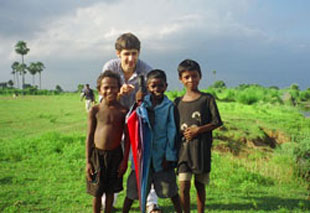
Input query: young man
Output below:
<box><xmin>175</xmin><ymin>59</ymin><xmax>223</xmax><ymax>213</ymax></box>
<box><xmin>101</xmin><ymin>32</ymin><xmax>161</xmax><ymax>213</ymax></box>
<box><xmin>86</xmin><ymin>71</ymin><xmax>130</xmax><ymax>213</ymax></box>
<box><xmin>123</xmin><ymin>69</ymin><xmax>182</xmax><ymax>213</ymax></box>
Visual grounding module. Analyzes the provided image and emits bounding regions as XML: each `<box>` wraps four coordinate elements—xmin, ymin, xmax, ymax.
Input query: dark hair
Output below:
<box><xmin>97</xmin><ymin>70</ymin><xmax>121</xmax><ymax>91</ymax></box>
<box><xmin>115</xmin><ymin>32</ymin><xmax>141</xmax><ymax>51</ymax></box>
<box><xmin>147</xmin><ymin>69</ymin><xmax>167</xmax><ymax>84</ymax></box>
<box><xmin>177</xmin><ymin>59</ymin><xmax>202</xmax><ymax>78</ymax></box>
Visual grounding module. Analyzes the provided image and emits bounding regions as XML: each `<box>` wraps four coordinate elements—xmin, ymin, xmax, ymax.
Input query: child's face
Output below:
<box><xmin>179</xmin><ymin>70</ymin><xmax>201</xmax><ymax>91</ymax></box>
<box><xmin>147</xmin><ymin>78</ymin><xmax>167</xmax><ymax>99</ymax></box>
<box><xmin>116</xmin><ymin>49</ymin><xmax>140</xmax><ymax>73</ymax></box>
<box><xmin>99</xmin><ymin>77</ymin><xmax>120</xmax><ymax>102</ymax></box>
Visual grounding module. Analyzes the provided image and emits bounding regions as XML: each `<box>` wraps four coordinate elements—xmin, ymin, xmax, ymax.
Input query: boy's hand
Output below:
<box><xmin>86</xmin><ymin>162</ymin><xmax>94</xmax><ymax>182</ymax></box>
<box><xmin>135</xmin><ymin>90</ymin><xmax>145</xmax><ymax>105</ymax></box>
<box><xmin>117</xmin><ymin>160</ymin><xmax>128</xmax><ymax>177</ymax></box>
<box><xmin>120</xmin><ymin>84</ymin><xmax>135</xmax><ymax>96</ymax></box>
<box><xmin>184</xmin><ymin>126</ymin><xmax>200</xmax><ymax>141</ymax></box>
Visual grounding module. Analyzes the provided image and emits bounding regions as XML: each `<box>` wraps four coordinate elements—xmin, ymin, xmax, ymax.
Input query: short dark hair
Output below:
<box><xmin>146</xmin><ymin>69</ymin><xmax>167</xmax><ymax>84</ymax></box>
<box><xmin>177</xmin><ymin>59</ymin><xmax>201</xmax><ymax>78</ymax></box>
<box><xmin>97</xmin><ymin>70</ymin><xmax>121</xmax><ymax>91</ymax></box>
<box><xmin>115</xmin><ymin>32</ymin><xmax>141</xmax><ymax>52</ymax></box>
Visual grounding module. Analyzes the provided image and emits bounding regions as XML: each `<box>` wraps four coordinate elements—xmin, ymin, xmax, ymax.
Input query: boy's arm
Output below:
<box><xmin>85</xmin><ymin>106</ymin><xmax>97</xmax><ymax>181</ymax></box>
<box><xmin>184</xmin><ymin>96</ymin><xmax>223</xmax><ymax>141</ymax></box>
<box><xmin>118</xmin><ymin>125</ymin><xmax>130</xmax><ymax>177</ymax></box>
<box><xmin>165</xmin><ymin>105</ymin><xmax>178</xmax><ymax>163</ymax></box>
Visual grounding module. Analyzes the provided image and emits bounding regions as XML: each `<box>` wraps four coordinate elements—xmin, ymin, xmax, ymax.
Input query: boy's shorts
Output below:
<box><xmin>86</xmin><ymin>146</ymin><xmax>123</xmax><ymax>197</ymax></box>
<box><xmin>178</xmin><ymin>172</ymin><xmax>210</xmax><ymax>185</ymax></box>
<box><xmin>126</xmin><ymin>168</ymin><xmax>178</xmax><ymax>200</ymax></box>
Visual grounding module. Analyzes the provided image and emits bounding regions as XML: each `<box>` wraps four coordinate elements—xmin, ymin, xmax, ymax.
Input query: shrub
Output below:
<box><xmin>294</xmin><ymin>137</ymin><xmax>310</xmax><ymax>181</ymax></box>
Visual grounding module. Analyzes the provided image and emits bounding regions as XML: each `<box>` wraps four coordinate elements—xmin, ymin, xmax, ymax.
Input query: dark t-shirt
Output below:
<box><xmin>174</xmin><ymin>92</ymin><xmax>222</xmax><ymax>174</ymax></box>
<box><xmin>82</xmin><ymin>88</ymin><xmax>94</xmax><ymax>101</ymax></box>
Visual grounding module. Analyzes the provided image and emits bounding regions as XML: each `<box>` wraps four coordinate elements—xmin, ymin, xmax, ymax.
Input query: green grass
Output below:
<box><xmin>0</xmin><ymin>94</ymin><xmax>310</xmax><ymax>212</ymax></box>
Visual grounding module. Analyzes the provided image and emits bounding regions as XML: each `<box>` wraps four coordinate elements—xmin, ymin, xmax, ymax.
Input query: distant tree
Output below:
<box><xmin>212</xmin><ymin>70</ymin><xmax>217</xmax><ymax>82</ymax></box>
<box><xmin>17</xmin><ymin>63</ymin><xmax>27</xmax><ymax>85</ymax></box>
<box><xmin>55</xmin><ymin>85</ymin><xmax>63</xmax><ymax>93</ymax></box>
<box><xmin>77</xmin><ymin>84</ymin><xmax>84</xmax><ymax>93</ymax></box>
<box><xmin>212</xmin><ymin>80</ymin><xmax>226</xmax><ymax>89</ymax></box>
<box><xmin>0</xmin><ymin>82</ymin><xmax>8</xmax><ymax>89</ymax></box>
<box><xmin>8</xmin><ymin>80</ymin><xmax>14</xmax><ymax>88</ymax></box>
<box><xmin>15</xmin><ymin>41</ymin><xmax>30</xmax><ymax>89</ymax></box>
<box><xmin>11</xmin><ymin>61</ymin><xmax>20</xmax><ymax>88</ymax></box>
<box><xmin>36</xmin><ymin>62</ymin><xmax>45</xmax><ymax>89</ymax></box>
<box><xmin>290</xmin><ymin>83</ymin><xmax>300</xmax><ymax>91</ymax></box>
<box><xmin>27</xmin><ymin>62</ymin><xmax>38</xmax><ymax>86</ymax></box>
<box><xmin>269</xmin><ymin>86</ymin><xmax>279</xmax><ymax>90</ymax></box>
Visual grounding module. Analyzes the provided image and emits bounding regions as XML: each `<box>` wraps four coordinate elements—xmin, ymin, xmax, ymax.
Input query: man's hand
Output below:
<box><xmin>183</xmin><ymin>126</ymin><xmax>200</xmax><ymax>141</ymax></box>
<box><xmin>118</xmin><ymin>160</ymin><xmax>128</xmax><ymax>177</ymax></box>
<box><xmin>86</xmin><ymin>162</ymin><xmax>94</xmax><ymax>182</ymax></box>
<box><xmin>119</xmin><ymin>84</ymin><xmax>135</xmax><ymax>96</ymax></box>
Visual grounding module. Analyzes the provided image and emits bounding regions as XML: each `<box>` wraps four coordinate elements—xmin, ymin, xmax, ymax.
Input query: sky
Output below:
<box><xmin>0</xmin><ymin>0</ymin><xmax>309</xmax><ymax>91</ymax></box>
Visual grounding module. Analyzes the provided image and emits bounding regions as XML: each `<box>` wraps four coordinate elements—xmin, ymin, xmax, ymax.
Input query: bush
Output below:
<box><xmin>294</xmin><ymin>137</ymin><xmax>310</xmax><ymax>181</ymax></box>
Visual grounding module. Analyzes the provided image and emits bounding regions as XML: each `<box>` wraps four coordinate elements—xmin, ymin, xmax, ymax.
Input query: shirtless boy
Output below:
<box><xmin>86</xmin><ymin>71</ymin><xmax>130</xmax><ymax>213</ymax></box>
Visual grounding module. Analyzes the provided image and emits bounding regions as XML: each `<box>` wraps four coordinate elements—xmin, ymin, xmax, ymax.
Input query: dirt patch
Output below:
<box><xmin>214</xmin><ymin>126</ymin><xmax>290</xmax><ymax>155</ymax></box>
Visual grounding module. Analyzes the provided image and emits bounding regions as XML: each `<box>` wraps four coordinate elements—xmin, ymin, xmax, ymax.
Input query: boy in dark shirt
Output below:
<box><xmin>86</xmin><ymin>71</ymin><xmax>130</xmax><ymax>213</ymax></box>
<box><xmin>81</xmin><ymin>84</ymin><xmax>95</xmax><ymax>112</ymax></box>
<box><xmin>174</xmin><ymin>59</ymin><xmax>223</xmax><ymax>213</ymax></box>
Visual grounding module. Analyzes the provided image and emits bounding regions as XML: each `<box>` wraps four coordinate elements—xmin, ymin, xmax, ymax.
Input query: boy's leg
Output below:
<box><xmin>102</xmin><ymin>193</ymin><xmax>118</xmax><ymax>209</ymax></box>
<box><xmin>194</xmin><ymin>180</ymin><xmax>205</xmax><ymax>213</ymax></box>
<box><xmin>123</xmin><ymin>170</ymin><xmax>138</xmax><ymax>212</ymax></box>
<box><xmin>170</xmin><ymin>194</ymin><xmax>182</xmax><ymax>213</ymax></box>
<box><xmin>179</xmin><ymin>180</ymin><xmax>191</xmax><ymax>213</ymax></box>
<box><xmin>104</xmin><ymin>193</ymin><xmax>114</xmax><ymax>213</ymax></box>
<box><xmin>93</xmin><ymin>196</ymin><xmax>102</xmax><ymax>213</ymax></box>
<box><xmin>122</xmin><ymin>196</ymin><xmax>134</xmax><ymax>213</ymax></box>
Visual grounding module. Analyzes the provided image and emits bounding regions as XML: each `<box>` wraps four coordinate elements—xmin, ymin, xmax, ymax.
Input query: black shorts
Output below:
<box><xmin>86</xmin><ymin>146</ymin><xmax>123</xmax><ymax>197</ymax></box>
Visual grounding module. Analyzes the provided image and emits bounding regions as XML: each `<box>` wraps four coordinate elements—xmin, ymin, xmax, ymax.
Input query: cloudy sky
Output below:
<box><xmin>1</xmin><ymin>0</ymin><xmax>309</xmax><ymax>91</ymax></box>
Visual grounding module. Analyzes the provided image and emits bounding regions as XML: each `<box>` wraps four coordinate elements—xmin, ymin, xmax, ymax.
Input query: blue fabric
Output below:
<box><xmin>140</xmin><ymin>95</ymin><xmax>178</xmax><ymax>172</ymax></box>
<box><xmin>136</xmin><ymin>106</ymin><xmax>152</xmax><ymax>213</ymax></box>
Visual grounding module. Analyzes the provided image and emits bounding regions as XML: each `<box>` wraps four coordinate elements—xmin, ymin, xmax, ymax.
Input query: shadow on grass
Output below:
<box><xmin>207</xmin><ymin>196</ymin><xmax>310</xmax><ymax>211</ymax></box>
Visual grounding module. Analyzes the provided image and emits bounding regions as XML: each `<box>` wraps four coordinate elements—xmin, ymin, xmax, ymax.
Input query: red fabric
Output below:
<box><xmin>127</xmin><ymin>111</ymin><xmax>141</xmax><ymax>201</ymax></box>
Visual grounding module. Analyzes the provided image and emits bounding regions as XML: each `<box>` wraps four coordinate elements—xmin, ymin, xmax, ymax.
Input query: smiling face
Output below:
<box><xmin>99</xmin><ymin>77</ymin><xmax>120</xmax><ymax>103</ymax></box>
<box><xmin>179</xmin><ymin>70</ymin><xmax>201</xmax><ymax>91</ymax></box>
<box><xmin>116</xmin><ymin>49</ymin><xmax>140</xmax><ymax>74</ymax></box>
<box><xmin>147</xmin><ymin>78</ymin><xmax>167</xmax><ymax>100</ymax></box>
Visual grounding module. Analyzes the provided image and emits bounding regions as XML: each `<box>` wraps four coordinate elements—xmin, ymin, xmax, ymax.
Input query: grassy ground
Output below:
<box><xmin>0</xmin><ymin>94</ymin><xmax>309</xmax><ymax>212</ymax></box>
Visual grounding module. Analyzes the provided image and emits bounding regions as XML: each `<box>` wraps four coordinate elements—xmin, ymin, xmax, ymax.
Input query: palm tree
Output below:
<box><xmin>36</xmin><ymin>62</ymin><xmax>45</xmax><ymax>89</ymax></box>
<box><xmin>212</xmin><ymin>70</ymin><xmax>217</xmax><ymax>82</ymax></box>
<box><xmin>15</xmin><ymin>41</ymin><xmax>30</xmax><ymax>89</ymax></box>
<box><xmin>17</xmin><ymin>63</ymin><xmax>27</xmax><ymax>86</ymax></box>
<box><xmin>8</xmin><ymin>80</ymin><xmax>14</xmax><ymax>88</ymax></box>
<box><xmin>27</xmin><ymin>62</ymin><xmax>38</xmax><ymax>86</ymax></box>
<box><xmin>11</xmin><ymin>61</ymin><xmax>20</xmax><ymax>89</ymax></box>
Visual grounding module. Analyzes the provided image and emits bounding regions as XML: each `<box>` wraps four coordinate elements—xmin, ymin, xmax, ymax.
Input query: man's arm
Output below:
<box><xmin>85</xmin><ymin>106</ymin><xmax>97</xmax><ymax>181</ymax></box>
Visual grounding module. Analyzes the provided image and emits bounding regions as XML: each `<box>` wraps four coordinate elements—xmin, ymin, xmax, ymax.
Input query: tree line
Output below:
<box><xmin>8</xmin><ymin>41</ymin><xmax>45</xmax><ymax>89</ymax></box>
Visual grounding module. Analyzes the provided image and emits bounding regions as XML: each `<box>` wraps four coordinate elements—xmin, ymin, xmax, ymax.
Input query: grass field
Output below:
<box><xmin>0</xmin><ymin>94</ymin><xmax>310</xmax><ymax>212</ymax></box>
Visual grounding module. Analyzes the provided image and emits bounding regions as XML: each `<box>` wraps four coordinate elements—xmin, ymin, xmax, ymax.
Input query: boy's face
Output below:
<box><xmin>147</xmin><ymin>78</ymin><xmax>167</xmax><ymax>99</ymax></box>
<box><xmin>179</xmin><ymin>70</ymin><xmax>201</xmax><ymax>91</ymax></box>
<box><xmin>99</xmin><ymin>77</ymin><xmax>120</xmax><ymax>102</ymax></box>
<box><xmin>116</xmin><ymin>49</ymin><xmax>140</xmax><ymax>73</ymax></box>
